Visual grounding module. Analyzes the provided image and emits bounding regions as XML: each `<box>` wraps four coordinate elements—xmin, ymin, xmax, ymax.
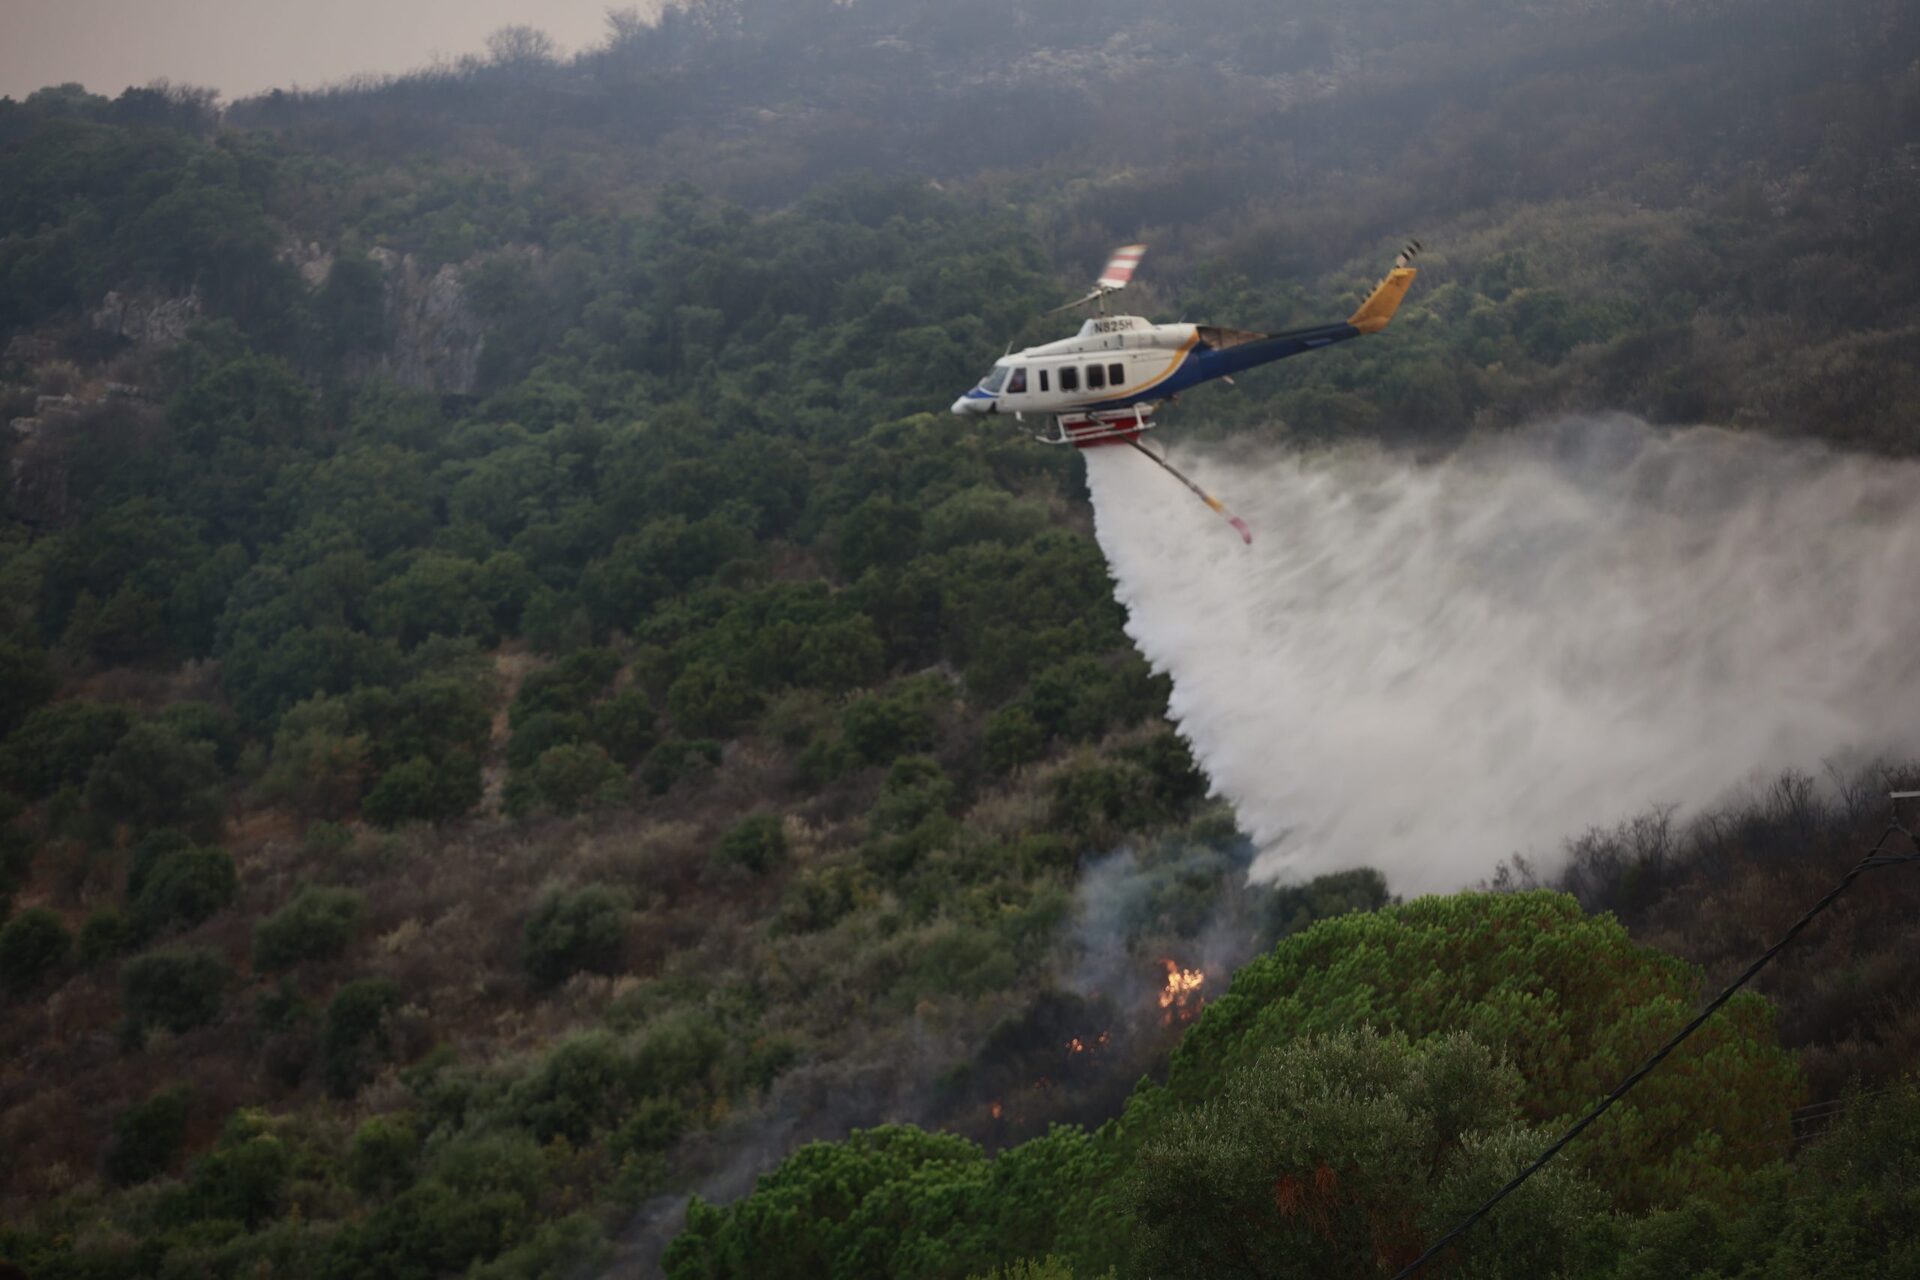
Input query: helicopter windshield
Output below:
<box><xmin>976</xmin><ymin>366</ymin><xmax>1009</xmax><ymax>394</ymax></box>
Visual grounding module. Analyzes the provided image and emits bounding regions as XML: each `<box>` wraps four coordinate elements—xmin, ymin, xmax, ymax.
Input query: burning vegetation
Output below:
<box><xmin>1158</xmin><ymin>958</ymin><xmax>1206</xmax><ymax>1024</ymax></box>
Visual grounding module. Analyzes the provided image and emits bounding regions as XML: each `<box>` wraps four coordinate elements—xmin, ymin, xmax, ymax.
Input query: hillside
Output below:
<box><xmin>3</xmin><ymin>0</ymin><xmax>1919</xmax><ymax>1277</ymax></box>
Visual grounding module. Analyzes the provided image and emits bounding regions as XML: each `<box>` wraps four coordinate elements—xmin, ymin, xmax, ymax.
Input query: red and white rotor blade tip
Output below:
<box><xmin>1097</xmin><ymin>244</ymin><xmax>1147</xmax><ymax>292</ymax></box>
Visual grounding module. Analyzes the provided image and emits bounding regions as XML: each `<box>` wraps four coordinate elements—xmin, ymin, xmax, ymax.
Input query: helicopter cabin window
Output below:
<box><xmin>1039</xmin><ymin>369</ymin><xmax>1050</xmax><ymax>392</ymax></box>
<box><xmin>1086</xmin><ymin>364</ymin><xmax>1106</xmax><ymax>390</ymax></box>
<box><xmin>1108</xmin><ymin>362</ymin><xmax>1126</xmax><ymax>386</ymax></box>
<box><xmin>1008</xmin><ymin>367</ymin><xmax>1028</xmax><ymax>394</ymax></box>
<box><xmin>1059</xmin><ymin>366</ymin><xmax>1079</xmax><ymax>393</ymax></box>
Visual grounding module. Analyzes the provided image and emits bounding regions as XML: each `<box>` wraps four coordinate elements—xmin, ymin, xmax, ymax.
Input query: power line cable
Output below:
<box><xmin>1392</xmin><ymin>810</ymin><xmax>1920</xmax><ymax>1280</ymax></box>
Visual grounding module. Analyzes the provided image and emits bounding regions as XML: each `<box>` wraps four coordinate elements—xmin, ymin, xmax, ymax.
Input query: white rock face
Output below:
<box><xmin>91</xmin><ymin>289</ymin><xmax>202</xmax><ymax>348</ymax></box>
<box><xmin>366</xmin><ymin>248</ymin><xmax>486</xmax><ymax>395</ymax></box>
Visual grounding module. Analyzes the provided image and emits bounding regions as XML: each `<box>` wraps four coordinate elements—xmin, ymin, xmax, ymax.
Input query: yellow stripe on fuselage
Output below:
<box><xmin>1082</xmin><ymin>332</ymin><xmax>1198</xmax><ymax>407</ymax></box>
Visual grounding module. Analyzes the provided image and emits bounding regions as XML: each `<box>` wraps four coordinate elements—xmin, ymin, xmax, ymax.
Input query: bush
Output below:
<box><xmin>363</xmin><ymin>751</ymin><xmax>482</xmax><ymax>827</ymax></box>
<box><xmin>132</xmin><ymin>844</ymin><xmax>237</xmax><ymax>934</ymax></box>
<box><xmin>714</xmin><ymin>813</ymin><xmax>787</xmax><ymax>875</ymax></box>
<box><xmin>1145</xmin><ymin>892</ymin><xmax>1801</xmax><ymax>1210</ymax></box>
<box><xmin>591</xmin><ymin>688</ymin><xmax>657</xmax><ymax>764</ymax></box>
<box><xmin>323</xmin><ymin>977</ymin><xmax>403</xmax><ymax>1098</ymax></box>
<box><xmin>984</xmin><ymin>705</ymin><xmax>1045</xmax><ymax>772</ymax></box>
<box><xmin>523</xmin><ymin>885</ymin><xmax>628</xmax><ymax>988</ymax></box>
<box><xmin>125</xmin><ymin>828</ymin><xmax>194</xmax><ymax>898</ymax></box>
<box><xmin>0</xmin><ymin>907</ymin><xmax>71</xmax><ymax>990</ymax></box>
<box><xmin>1125</xmin><ymin>1029</ymin><xmax>1609</xmax><ymax>1280</ymax></box>
<box><xmin>104</xmin><ymin>1086</ymin><xmax>191</xmax><ymax>1185</ymax></box>
<box><xmin>121</xmin><ymin>947</ymin><xmax>228</xmax><ymax>1034</ymax></box>
<box><xmin>666</xmin><ymin>660</ymin><xmax>759</xmax><ymax>738</ymax></box>
<box><xmin>350</xmin><ymin>1113</ymin><xmax>420</xmax><ymax>1198</ymax></box>
<box><xmin>78</xmin><ymin>908</ymin><xmax>137</xmax><ymax>964</ymax></box>
<box><xmin>507</xmin><ymin>742</ymin><xmax>626</xmax><ymax>816</ymax></box>
<box><xmin>0</xmin><ymin>641</ymin><xmax>57</xmax><ymax>739</ymax></box>
<box><xmin>510</xmin><ymin>1030</ymin><xmax>638</xmax><ymax>1144</ymax></box>
<box><xmin>640</xmin><ymin>738</ymin><xmax>722</xmax><ymax>795</ymax></box>
<box><xmin>178</xmin><ymin>1111</ymin><xmax>293</xmax><ymax>1228</ymax></box>
<box><xmin>253</xmin><ymin>885</ymin><xmax>366</xmax><ymax>971</ymax></box>
<box><xmin>0</xmin><ymin>700</ymin><xmax>131</xmax><ymax>799</ymax></box>
<box><xmin>83</xmin><ymin>720</ymin><xmax>225</xmax><ymax>836</ymax></box>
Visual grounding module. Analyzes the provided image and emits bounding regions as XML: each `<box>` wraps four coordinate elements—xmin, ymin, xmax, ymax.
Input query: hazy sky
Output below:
<box><xmin>0</xmin><ymin>0</ymin><xmax>643</xmax><ymax>102</ymax></box>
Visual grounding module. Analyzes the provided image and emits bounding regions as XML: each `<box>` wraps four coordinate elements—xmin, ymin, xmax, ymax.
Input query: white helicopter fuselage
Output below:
<box><xmin>949</xmin><ymin>315</ymin><xmax>1204</xmax><ymax>419</ymax></box>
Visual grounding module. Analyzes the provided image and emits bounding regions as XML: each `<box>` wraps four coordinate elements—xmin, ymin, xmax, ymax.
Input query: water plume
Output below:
<box><xmin>1085</xmin><ymin>415</ymin><xmax>1920</xmax><ymax>893</ymax></box>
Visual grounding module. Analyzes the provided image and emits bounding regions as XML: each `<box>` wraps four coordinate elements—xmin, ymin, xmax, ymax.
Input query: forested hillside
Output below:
<box><xmin>2</xmin><ymin>0</ymin><xmax>1918</xmax><ymax>1276</ymax></box>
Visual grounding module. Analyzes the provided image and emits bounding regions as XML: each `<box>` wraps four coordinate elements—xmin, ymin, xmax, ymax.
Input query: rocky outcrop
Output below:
<box><xmin>91</xmin><ymin>289</ymin><xmax>202</xmax><ymax>349</ymax></box>
<box><xmin>365</xmin><ymin>248</ymin><xmax>487</xmax><ymax>396</ymax></box>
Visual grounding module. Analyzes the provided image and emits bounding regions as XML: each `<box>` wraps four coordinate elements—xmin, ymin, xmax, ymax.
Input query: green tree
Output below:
<box><xmin>523</xmin><ymin>885</ymin><xmax>628</xmax><ymax>988</ymax></box>
<box><xmin>121</xmin><ymin>947</ymin><xmax>229</xmax><ymax>1034</ymax></box>
<box><xmin>350</xmin><ymin>1113</ymin><xmax>420</xmax><ymax>1198</ymax></box>
<box><xmin>0</xmin><ymin>641</ymin><xmax>57</xmax><ymax>738</ymax></box>
<box><xmin>1125</xmin><ymin>1029</ymin><xmax>1608</xmax><ymax>1280</ymax></box>
<box><xmin>363</xmin><ymin>752</ymin><xmax>482</xmax><ymax>827</ymax></box>
<box><xmin>1140</xmin><ymin>892</ymin><xmax>1801</xmax><ymax>1210</ymax></box>
<box><xmin>323</xmin><ymin>977</ymin><xmax>403</xmax><ymax>1098</ymax></box>
<box><xmin>131</xmin><ymin>843</ymin><xmax>238</xmax><ymax>935</ymax></box>
<box><xmin>714</xmin><ymin>813</ymin><xmax>787</xmax><ymax>875</ymax></box>
<box><xmin>104</xmin><ymin>1085</ymin><xmax>191</xmax><ymax>1185</ymax></box>
<box><xmin>84</xmin><ymin>720</ymin><xmax>225</xmax><ymax>838</ymax></box>
<box><xmin>667</xmin><ymin>660</ymin><xmax>759</xmax><ymax>738</ymax></box>
<box><xmin>253</xmin><ymin>885</ymin><xmax>365</xmax><ymax>971</ymax></box>
<box><xmin>507</xmin><ymin>742</ymin><xmax>626</xmax><ymax>816</ymax></box>
<box><xmin>0</xmin><ymin>906</ymin><xmax>71</xmax><ymax>991</ymax></box>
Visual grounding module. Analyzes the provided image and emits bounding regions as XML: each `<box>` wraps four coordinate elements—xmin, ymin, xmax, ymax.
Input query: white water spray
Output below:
<box><xmin>1086</xmin><ymin>415</ymin><xmax>1920</xmax><ymax>893</ymax></box>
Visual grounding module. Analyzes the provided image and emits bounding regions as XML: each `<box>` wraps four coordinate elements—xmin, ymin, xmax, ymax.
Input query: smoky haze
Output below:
<box><xmin>1086</xmin><ymin>417</ymin><xmax>1920</xmax><ymax>893</ymax></box>
<box><xmin>0</xmin><ymin>0</ymin><xmax>632</xmax><ymax>101</ymax></box>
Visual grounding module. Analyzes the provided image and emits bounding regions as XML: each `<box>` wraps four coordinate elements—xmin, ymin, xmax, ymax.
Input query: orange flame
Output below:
<box><xmin>1067</xmin><ymin>1037</ymin><xmax>1086</xmax><ymax>1054</ymax></box>
<box><xmin>1158</xmin><ymin>959</ymin><xmax>1207</xmax><ymax>1024</ymax></box>
<box><xmin>989</xmin><ymin>1101</ymin><xmax>1003</xmax><ymax>1120</ymax></box>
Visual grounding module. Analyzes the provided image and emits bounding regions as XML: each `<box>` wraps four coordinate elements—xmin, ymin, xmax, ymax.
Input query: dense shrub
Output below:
<box><xmin>83</xmin><ymin>721</ymin><xmax>226</xmax><ymax>836</ymax></box>
<box><xmin>0</xmin><ymin>907</ymin><xmax>71</xmax><ymax>990</ymax></box>
<box><xmin>362</xmin><ymin>752</ymin><xmax>482</xmax><ymax>826</ymax></box>
<box><xmin>121</xmin><ymin>947</ymin><xmax>229</xmax><ymax>1034</ymax></box>
<box><xmin>131</xmin><ymin>843</ymin><xmax>238</xmax><ymax>934</ymax></box>
<box><xmin>1140</xmin><ymin>892</ymin><xmax>1801</xmax><ymax>1210</ymax></box>
<box><xmin>349</xmin><ymin>1113</ymin><xmax>420</xmax><ymax>1198</ymax></box>
<box><xmin>1126</xmin><ymin>1029</ymin><xmax>1608</xmax><ymax>1280</ymax></box>
<box><xmin>523</xmin><ymin>885</ymin><xmax>628</xmax><ymax>988</ymax></box>
<box><xmin>78</xmin><ymin>907</ymin><xmax>137</xmax><ymax>964</ymax></box>
<box><xmin>104</xmin><ymin>1086</ymin><xmax>191</xmax><ymax>1185</ymax></box>
<box><xmin>507</xmin><ymin>742</ymin><xmax>626</xmax><ymax>815</ymax></box>
<box><xmin>323</xmin><ymin>977</ymin><xmax>403</xmax><ymax>1098</ymax></box>
<box><xmin>714</xmin><ymin>813</ymin><xmax>787</xmax><ymax>875</ymax></box>
<box><xmin>253</xmin><ymin>885</ymin><xmax>366</xmax><ymax>970</ymax></box>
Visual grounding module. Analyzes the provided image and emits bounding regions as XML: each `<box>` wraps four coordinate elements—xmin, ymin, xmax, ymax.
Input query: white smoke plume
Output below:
<box><xmin>1085</xmin><ymin>415</ymin><xmax>1920</xmax><ymax>893</ymax></box>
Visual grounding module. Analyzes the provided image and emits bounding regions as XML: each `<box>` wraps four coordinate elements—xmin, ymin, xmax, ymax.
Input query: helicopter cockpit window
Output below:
<box><xmin>1008</xmin><ymin>368</ymin><xmax>1028</xmax><ymax>394</ymax></box>
<box><xmin>978</xmin><ymin>366</ymin><xmax>1010</xmax><ymax>393</ymax></box>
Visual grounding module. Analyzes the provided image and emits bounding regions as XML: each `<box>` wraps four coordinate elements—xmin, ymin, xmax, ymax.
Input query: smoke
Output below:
<box><xmin>1085</xmin><ymin>415</ymin><xmax>1920</xmax><ymax>893</ymax></box>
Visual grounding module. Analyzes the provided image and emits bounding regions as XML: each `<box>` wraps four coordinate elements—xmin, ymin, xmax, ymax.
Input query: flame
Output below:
<box><xmin>989</xmin><ymin>1101</ymin><xmax>1003</xmax><ymax>1120</ymax></box>
<box><xmin>1158</xmin><ymin>959</ymin><xmax>1207</xmax><ymax>1024</ymax></box>
<box><xmin>1067</xmin><ymin>1037</ymin><xmax>1086</xmax><ymax>1054</ymax></box>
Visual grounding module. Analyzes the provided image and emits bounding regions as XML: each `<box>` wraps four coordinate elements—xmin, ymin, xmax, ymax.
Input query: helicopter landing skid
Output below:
<box><xmin>1036</xmin><ymin>408</ymin><xmax>1156</xmax><ymax>449</ymax></box>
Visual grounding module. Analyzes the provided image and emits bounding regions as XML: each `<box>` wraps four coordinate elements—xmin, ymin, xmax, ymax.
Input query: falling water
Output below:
<box><xmin>1085</xmin><ymin>415</ymin><xmax>1920</xmax><ymax>892</ymax></box>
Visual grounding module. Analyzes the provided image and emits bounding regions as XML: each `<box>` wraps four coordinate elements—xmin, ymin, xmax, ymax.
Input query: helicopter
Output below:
<box><xmin>950</xmin><ymin>242</ymin><xmax>1421</xmax><ymax>542</ymax></box>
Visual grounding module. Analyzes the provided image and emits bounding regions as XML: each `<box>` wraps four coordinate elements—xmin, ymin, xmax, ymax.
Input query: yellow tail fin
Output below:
<box><xmin>1348</xmin><ymin>266</ymin><xmax>1418</xmax><ymax>334</ymax></box>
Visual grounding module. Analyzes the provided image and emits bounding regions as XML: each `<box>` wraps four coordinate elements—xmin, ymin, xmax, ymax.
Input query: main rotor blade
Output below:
<box><xmin>1043</xmin><ymin>287</ymin><xmax>1108</xmax><ymax>317</ymax></box>
<box><xmin>1127</xmin><ymin>439</ymin><xmax>1253</xmax><ymax>545</ymax></box>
